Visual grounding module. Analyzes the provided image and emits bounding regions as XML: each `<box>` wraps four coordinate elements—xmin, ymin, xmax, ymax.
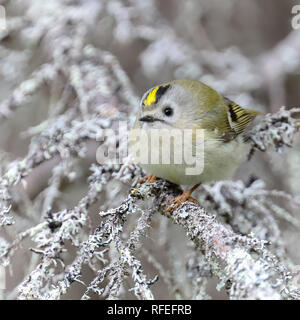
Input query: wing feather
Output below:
<box><xmin>223</xmin><ymin>97</ymin><xmax>262</xmax><ymax>135</ymax></box>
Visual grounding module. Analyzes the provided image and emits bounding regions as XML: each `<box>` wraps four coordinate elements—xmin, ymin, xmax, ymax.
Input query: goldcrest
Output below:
<box><xmin>129</xmin><ymin>80</ymin><xmax>261</xmax><ymax>208</ymax></box>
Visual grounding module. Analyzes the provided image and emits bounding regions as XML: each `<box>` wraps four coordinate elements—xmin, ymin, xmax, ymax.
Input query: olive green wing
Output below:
<box><xmin>223</xmin><ymin>97</ymin><xmax>262</xmax><ymax>136</ymax></box>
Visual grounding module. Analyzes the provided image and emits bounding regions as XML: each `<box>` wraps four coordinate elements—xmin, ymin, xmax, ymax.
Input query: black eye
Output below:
<box><xmin>163</xmin><ymin>107</ymin><xmax>173</xmax><ymax>116</ymax></box>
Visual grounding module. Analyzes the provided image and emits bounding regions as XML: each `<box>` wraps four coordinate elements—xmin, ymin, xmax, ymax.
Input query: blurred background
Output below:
<box><xmin>0</xmin><ymin>0</ymin><xmax>300</xmax><ymax>299</ymax></box>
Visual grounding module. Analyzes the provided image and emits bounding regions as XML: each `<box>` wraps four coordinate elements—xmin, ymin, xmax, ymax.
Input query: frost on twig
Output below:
<box><xmin>123</xmin><ymin>177</ymin><xmax>299</xmax><ymax>300</ymax></box>
<box><xmin>247</xmin><ymin>107</ymin><xmax>300</xmax><ymax>154</ymax></box>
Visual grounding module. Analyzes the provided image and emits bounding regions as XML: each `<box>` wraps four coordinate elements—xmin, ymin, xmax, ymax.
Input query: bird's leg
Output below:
<box><xmin>167</xmin><ymin>183</ymin><xmax>200</xmax><ymax>212</ymax></box>
<box><xmin>138</xmin><ymin>174</ymin><xmax>157</xmax><ymax>184</ymax></box>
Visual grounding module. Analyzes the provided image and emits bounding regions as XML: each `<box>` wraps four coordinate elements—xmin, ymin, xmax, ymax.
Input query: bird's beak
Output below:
<box><xmin>139</xmin><ymin>115</ymin><xmax>157</xmax><ymax>123</ymax></box>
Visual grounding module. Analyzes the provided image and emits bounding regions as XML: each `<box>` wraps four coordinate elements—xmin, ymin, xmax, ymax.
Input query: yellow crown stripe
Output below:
<box><xmin>143</xmin><ymin>86</ymin><xmax>160</xmax><ymax>106</ymax></box>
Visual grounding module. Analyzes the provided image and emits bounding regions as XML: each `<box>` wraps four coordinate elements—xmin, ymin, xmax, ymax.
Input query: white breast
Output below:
<box><xmin>130</xmin><ymin>128</ymin><xmax>249</xmax><ymax>186</ymax></box>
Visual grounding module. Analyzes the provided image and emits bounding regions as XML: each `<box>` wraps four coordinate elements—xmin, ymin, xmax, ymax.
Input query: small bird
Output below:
<box><xmin>130</xmin><ymin>80</ymin><xmax>261</xmax><ymax>211</ymax></box>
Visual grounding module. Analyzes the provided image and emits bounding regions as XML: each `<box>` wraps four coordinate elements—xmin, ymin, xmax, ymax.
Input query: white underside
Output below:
<box><xmin>134</xmin><ymin>135</ymin><xmax>249</xmax><ymax>186</ymax></box>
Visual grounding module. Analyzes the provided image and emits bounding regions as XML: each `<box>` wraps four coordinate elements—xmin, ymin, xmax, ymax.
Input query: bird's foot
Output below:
<box><xmin>138</xmin><ymin>174</ymin><xmax>157</xmax><ymax>184</ymax></box>
<box><xmin>166</xmin><ymin>192</ymin><xmax>199</xmax><ymax>212</ymax></box>
<box><xmin>166</xmin><ymin>183</ymin><xmax>200</xmax><ymax>212</ymax></box>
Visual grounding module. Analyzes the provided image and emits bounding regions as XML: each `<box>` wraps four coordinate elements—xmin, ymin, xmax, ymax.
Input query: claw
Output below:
<box><xmin>166</xmin><ymin>193</ymin><xmax>199</xmax><ymax>212</ymax></box>
<box><xmin>138</xmin><ymin>175</ymin><xmax>157</xmax><ymax>184</ymax></box>
<box><xmin>166</xmin><ymin>183</ymin><xmax>200</xmax><ymax>212</ymax></box>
